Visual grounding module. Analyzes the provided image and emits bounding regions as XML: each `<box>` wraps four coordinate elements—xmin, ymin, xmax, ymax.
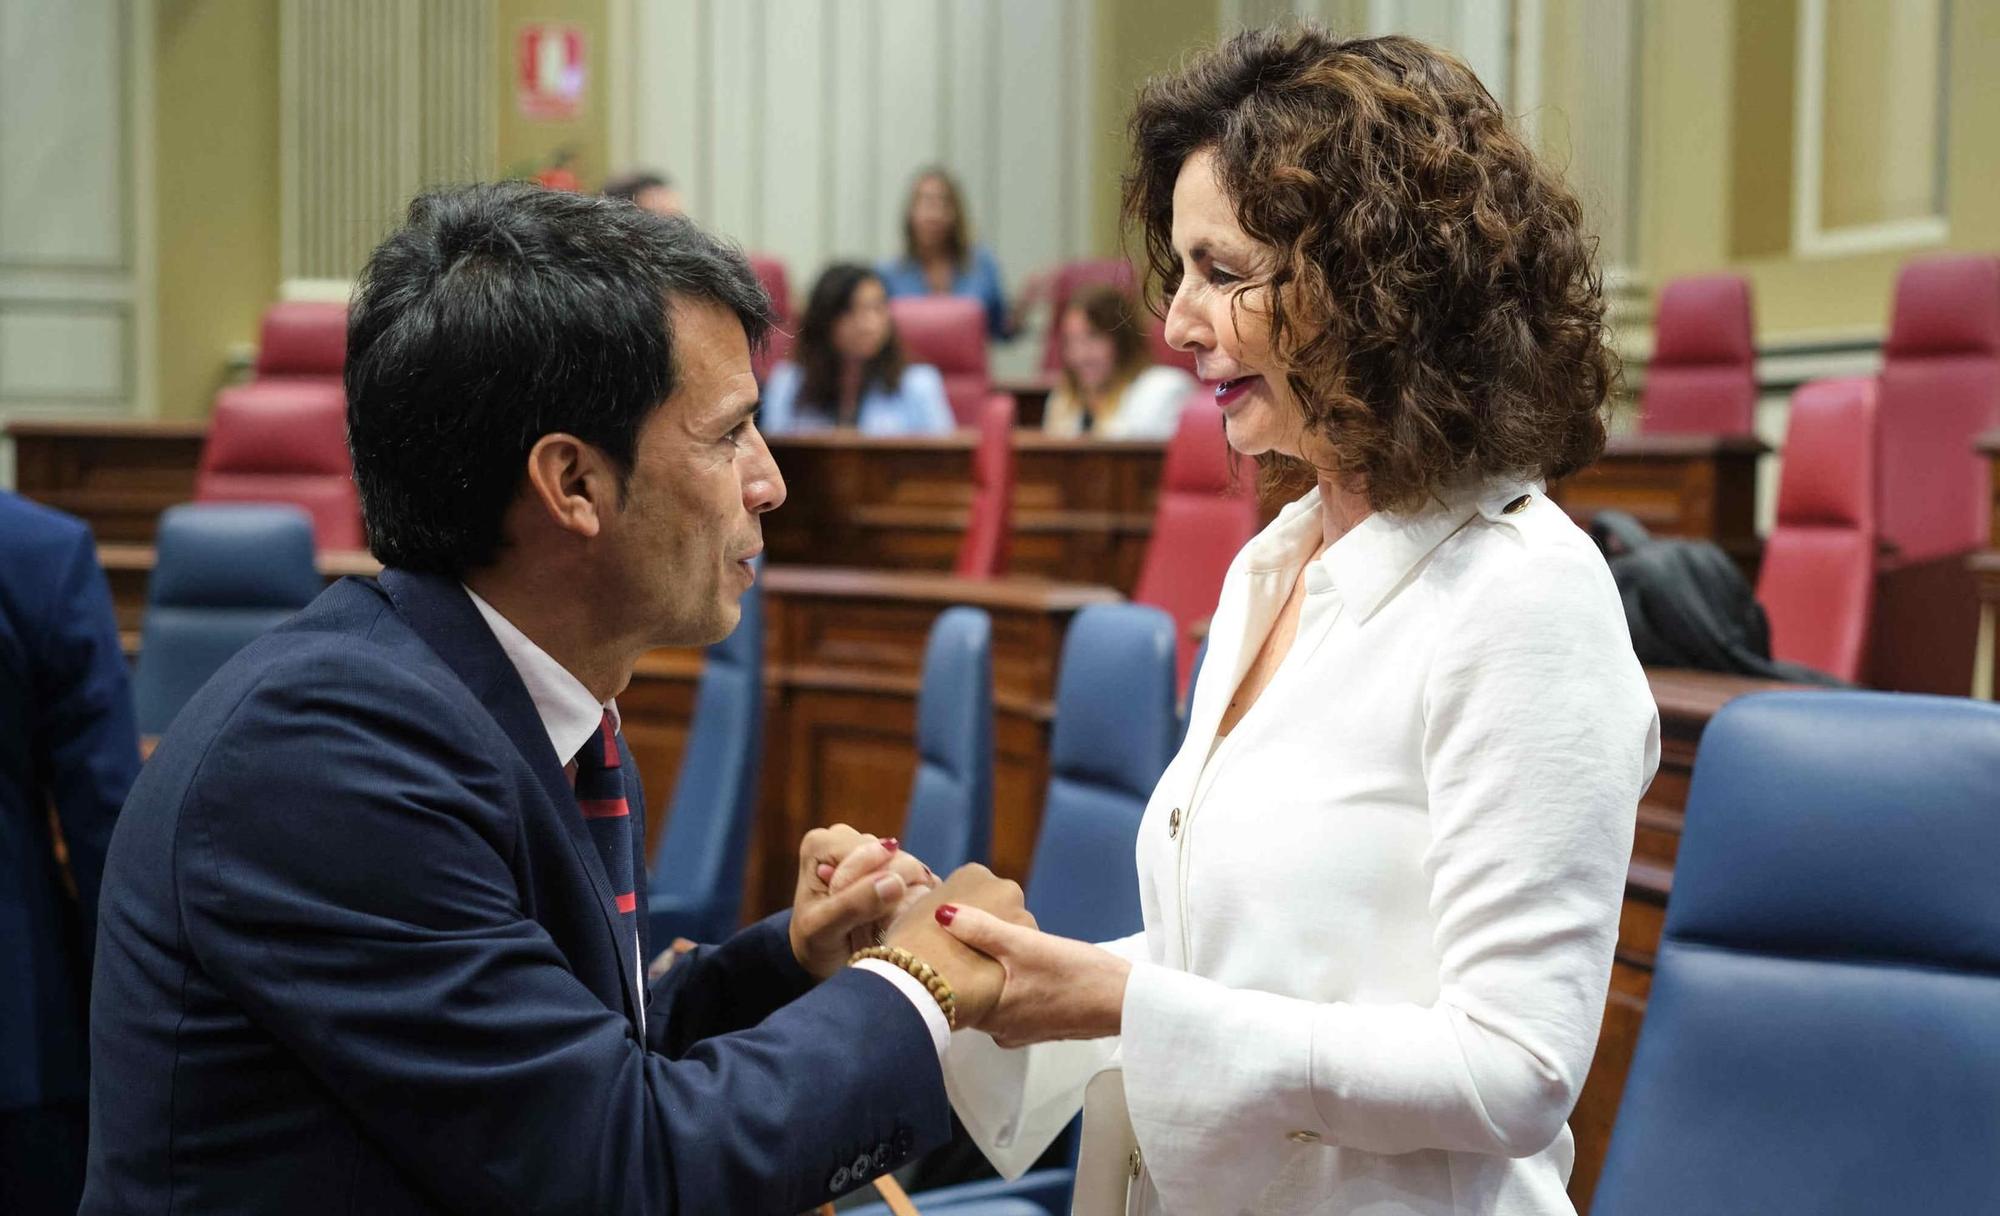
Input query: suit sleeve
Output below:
<box><xmin>176</xmin><ymin>658</ymin><xmax>950</xmax><ymax>1216</ymax></box>
<box><xmin>35</xmin><ymin>525</ymin><xmax>140</xmax><ymax>940</ymax></box>
<box><xmin>643</xmin><ymin>911</ymin><xmax>815</xmax><ymax>1057</ymax></box>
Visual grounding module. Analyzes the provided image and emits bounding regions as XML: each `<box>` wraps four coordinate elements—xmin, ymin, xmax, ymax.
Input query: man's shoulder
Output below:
<box><xmin>0</xmin><ymin>490</ymin><xmax>89</xmax><ymax>569</ymax></box>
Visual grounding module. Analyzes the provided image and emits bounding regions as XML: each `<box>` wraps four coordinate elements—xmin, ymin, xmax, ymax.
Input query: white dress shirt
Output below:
<box><xmin>461</xmin><ymin>588</ymin><xmax>951</xmax><ymax>1056</ymax></box>
<box><xmin>944</xmin><ymin>480</ymin><xmax>1661</xmax><ymax>1214</ymax></box>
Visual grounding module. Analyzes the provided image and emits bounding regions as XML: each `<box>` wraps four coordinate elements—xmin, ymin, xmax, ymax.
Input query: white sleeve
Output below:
<box><xmin>1119</xmin><ymin>540</ymin><xmax>1658</xmax><ymax>1168</ymax></box>
<box><xmin>940</xmin><ymin>931</ymin><xmax>1146</xmax><ymax>1178</ymax></box>
<box><xmin>1118</xmin><ymin>367</ymin><xmax>1198</xmax><ymax>438</ymax></box>
<box><xmin>851</xmin><ymin>959</ymin><xmax>951</xmax><ymax>1057</ymax></box>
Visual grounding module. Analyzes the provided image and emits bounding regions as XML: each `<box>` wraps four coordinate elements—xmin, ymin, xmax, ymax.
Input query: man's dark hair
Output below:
<box><xmin>603</xmin><ymin>170</ymin><xmax>671</xmax><ymax>203</ymax></box>
<box><xmin>346</xmin><ymin>181</ymin><xmax>772</xmax><ymax>577</ymax></box>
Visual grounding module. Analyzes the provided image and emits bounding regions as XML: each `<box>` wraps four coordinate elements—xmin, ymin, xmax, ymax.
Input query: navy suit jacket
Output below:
<box><xmin>0</xmin><ymin>491</ymin><xmax>139</xmax><ymax>1112</ymax></box>
<box><xmin>84</xmin><ymin>570</ymin><xmax>948</xmax><ymax>1214</ymax></box>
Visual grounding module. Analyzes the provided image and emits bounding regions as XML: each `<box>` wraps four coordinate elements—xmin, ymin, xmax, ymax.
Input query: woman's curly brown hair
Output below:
<box><xmin>1124</xmin><ymin>26</ymin><xmax>1616</xmax><ymax>511</ymax></box>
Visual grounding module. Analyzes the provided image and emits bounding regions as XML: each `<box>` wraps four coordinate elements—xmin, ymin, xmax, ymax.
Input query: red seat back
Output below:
<box><xmin>955</xmin><ymin>394</ymin><xmax>1017</xmax><ymax>579</ymax></box>
<box><xmin>195</xmin><ymin>382</ymin><xmax>363</xmax><ymax>550</ymax></box>
<box><xmin>253</xmin><ymin>301</ymin><xmax>348</xmax><ymax>387</ymax></box>
<box><xmin>1876</xmin><ymin>255</ymin><xmax>2000</xmax><ymax>563</ymax></box>
<box><xmin>1039</xmin><ymin>258</ymin><xmax>1139</xmax><ymax>373</ymax></box>
<box><xmin>1133</xmin><ymin>396</ymin><xmax>1259</xmax><ymax>685</ymax></box>
<box><xmin>1641</xmin><ymin>275</ymin><xmax>1756</xmax><ymax>435</ymax></box>
<box><xmin>889</xmin><ymin>296</ymin><xmax>990</xmax><ymax>425</ymax></box>
<box><xmin>1756</xmin><ymin>378</ymin><xmax>1878</xmax><ymax>682</ymax></box>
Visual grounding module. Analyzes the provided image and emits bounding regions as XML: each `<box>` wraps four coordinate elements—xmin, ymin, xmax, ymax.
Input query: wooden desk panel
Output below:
<box><xmin>1549</xmin><ymin>433</ymin><xmax>1766</xmax><ymax>573</ymax></box>
<box><xmin>18</xmin><ymin>421</ymin><xmax>1764</xmax><ymax>594</ymax></box>
<box><xmin>11</xmin><ymin>420</ymin><xmax>206</xmax><ymax>543</ymax></box>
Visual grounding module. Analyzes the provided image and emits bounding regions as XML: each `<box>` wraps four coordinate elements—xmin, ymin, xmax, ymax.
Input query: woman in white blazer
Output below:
<box><xmin>927</xmin><ymin>27</ymin><xmax>1660</xmax><ymax>1216</ymax></box>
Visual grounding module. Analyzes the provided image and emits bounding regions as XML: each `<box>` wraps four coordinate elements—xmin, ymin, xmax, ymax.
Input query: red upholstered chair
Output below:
<box><xmin>1756</xmin><ymin>378</ymin><xmax>1878</xmax><ymax>682</ymax></box>
<box><xmin>1640</xmin><ymin>274</ymin><xmax>1756</xmax><ymax>435</ymax></box>
<box><xmin>1133</xmin><ymin>396</ymin><xmax>1259</xmax><ymax>686</ymax></box>
<box><xmin>747</xmin><ymin>253</ymin><xmax>794</xmax><ymax>382</ymax></box>
<box><xmin>889</xmin><ymin>295</ymin><xmax>990</xmax><ymax>425</ymax></box>
<box><xmin>195</xmin><ymin>381</ymin><xmax>363</xmax><ymax>550</ymax></box>
<box><xmin>955</xmin><ymin>394</ymin><xmax>1017</xmax><ymax>579</ymax></box>
<box><xmin>1876</xmin><ymin>255</ymin><xmax>2000</xmax><ymax>563</ymax></box>
<box><xmin>1147</xmin><ymin>315</ymin><xmax>1200</xmax><ymax>377</ymax></box>
<box><xmin>1038</xmin><ymin>258</ymin><xmax>1139</xmax><ymax>372</ymax></box>
<box><xmin>253</xmin><ymin>301</ymin><xmax>347</xmax><ymax>388</ymax></box>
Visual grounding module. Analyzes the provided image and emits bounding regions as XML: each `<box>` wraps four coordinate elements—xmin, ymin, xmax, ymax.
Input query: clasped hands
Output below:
<box><xmin>788</xmin><ymin>825</ymin><xmax>1131</xmax><ymax>1045</ymax></box>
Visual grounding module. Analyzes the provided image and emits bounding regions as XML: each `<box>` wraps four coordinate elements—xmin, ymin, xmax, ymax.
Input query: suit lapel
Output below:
<box><xmin>376</xmin><ymin>569</ymin><xmax>645</xmax><ymax>1028</ymax></box>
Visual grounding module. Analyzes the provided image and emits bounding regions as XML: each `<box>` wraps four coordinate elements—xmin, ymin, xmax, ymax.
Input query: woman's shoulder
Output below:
<box><xmin>1429</xmin><ymin>488</ymin><xmax>1624</xmax><ymax>628</ymax></box>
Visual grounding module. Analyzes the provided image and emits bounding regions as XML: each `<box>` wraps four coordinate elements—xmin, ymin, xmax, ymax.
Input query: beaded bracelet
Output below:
<box><xmin>849</xmin><ymin>944</ymin><xmax>958</xmax><ymax>1030</ymax></box>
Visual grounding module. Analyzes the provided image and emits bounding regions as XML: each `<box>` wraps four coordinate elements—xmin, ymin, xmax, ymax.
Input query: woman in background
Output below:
<box><xmin>877</xmin><ymin>167</ymin><xmax>1045</xmax><ymax>341</ymax></box>
<box><xmin>1042</xmin><ymin>285</ymin><xmax>1196</xmax><ymax>439</ymax></box>
<box><xmin>760</xmin><ymin>263</ymin><xmax>954</xmax><ymax>435</ymax></box>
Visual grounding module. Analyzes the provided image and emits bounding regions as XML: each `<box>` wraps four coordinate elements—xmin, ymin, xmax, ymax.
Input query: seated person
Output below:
<box><xmin>1042</xmin><ymin>285</ymin><xmax>1197</xmax><ymax>438</ymax></box>
<box><xmin>760</xmin><ymin>264</ymin><xmax>955</xmax><ymax>435</ymax></box>
<box><xmin>603</xmin><ymin>169</ymin><xmax>684</xmax><ymax>217</ymax></box>
<box><xmin>876</xmin><ymin>167</ymin><xmax>1045</xmax><ymax>341</ymax></box>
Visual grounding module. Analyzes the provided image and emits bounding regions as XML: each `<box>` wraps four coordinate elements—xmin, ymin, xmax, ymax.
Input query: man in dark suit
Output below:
<box><xmin>0</xmin><ymin>490</ymin><xmax>141</xmax><ymax>1216</ymax></box>
<box><xmin>85</xmin><ymin>183</ymin><xmax>1027</xmax><ymax>1214</ymax></box>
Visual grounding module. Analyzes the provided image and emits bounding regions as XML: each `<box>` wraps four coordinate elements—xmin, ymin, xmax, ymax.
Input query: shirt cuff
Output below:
<box><xmin>853</xmin><ymin>959</ymin><xmax>951</xmax><ymax>1058</ymax></box>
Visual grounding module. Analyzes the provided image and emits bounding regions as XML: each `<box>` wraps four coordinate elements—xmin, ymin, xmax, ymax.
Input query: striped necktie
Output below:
<box><xmin>573</xmin><ymin>712</ymin><xmax>640</xmax><ymax>978</ymax></box>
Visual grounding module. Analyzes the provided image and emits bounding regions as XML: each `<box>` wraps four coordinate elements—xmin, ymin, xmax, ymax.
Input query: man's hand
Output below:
<box><xmin>884</xmin><ymin>865</ymin><xmax>1033</xmax><ymax>1029</ymax></box>
<box><xmin>789</xmin><ymin>825</ymin><xmax>934</xmax><ymax>980</ymax></box>
<box><xmin>934</xmin><ymin>903</ymin><xmax>1130</xmax><ymax>1047</ymax></box>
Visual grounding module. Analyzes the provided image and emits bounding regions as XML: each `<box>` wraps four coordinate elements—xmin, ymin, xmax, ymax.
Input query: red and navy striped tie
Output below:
<box><xmin>573</xmin><ymin>711</ymin><xmax>639</xmax><ymax>969</ymax></box>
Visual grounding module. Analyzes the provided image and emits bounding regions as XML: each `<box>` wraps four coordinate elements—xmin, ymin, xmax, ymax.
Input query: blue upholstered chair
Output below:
<box><xmin>1176</xmin><ymin>635</ymin><xmax>1209</xmax><ymax>752</ymax></box>
<box><xmin>645</xmin><ymin>561</ymin><xmax>764</xmax><ymax>946</ymax></box>
<box><xmin>132</xmin><ymin>504</ymin><xmax>322</xmax><ymax>735</ymax></box>
<box><xmin>1592</xmin><ymin>691</ymin><xmax>2000</xmax><ymax>1216</ymax></box>
<box><xmin>856</xmin><ymin>603</ymin><xmax>1179</xmax><ymax>1216</ymax></box>
<box><xmin>900</xmin><ymin>607</ymin><xmax>995</xmax><ymax>875</ymax></box>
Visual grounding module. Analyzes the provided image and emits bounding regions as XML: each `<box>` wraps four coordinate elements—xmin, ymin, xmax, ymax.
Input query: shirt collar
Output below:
<box><xmin>462</xmin><ymin>586</ymin><xmax>619</xmax><ymax>766</ymax></box>
<box><xmin>1244</xmin><ymin>476</ymin><xmax>1543</xmax><ymax>623</ymax></box>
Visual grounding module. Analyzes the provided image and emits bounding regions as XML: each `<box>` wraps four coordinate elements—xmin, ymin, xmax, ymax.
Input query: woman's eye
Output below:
<box><xmin>1208</xmin><ymin>267</ymin><xmax>1240</xmax><ymax>287</ymax></box>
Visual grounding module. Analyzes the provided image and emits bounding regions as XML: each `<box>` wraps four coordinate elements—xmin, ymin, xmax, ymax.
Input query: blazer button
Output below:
<box><xmin>1287</xmin><ymin>1129</ymin><xmax>1323</xmax><ymax>1144</ymax></box>
<box><xmin>829</xmin><ymin>1166</ymin><xmax>851</xmax><ymax>1192</ymax></box>
<box><xmin>1168</xmin><ymin>808</ymin><xmax>1182</xmax><ymax>838</ymax></box>
<box><xmin>851</xmin><ymin>1152</ymin><xmax>873</xmax><ymax>1179</ymax></box>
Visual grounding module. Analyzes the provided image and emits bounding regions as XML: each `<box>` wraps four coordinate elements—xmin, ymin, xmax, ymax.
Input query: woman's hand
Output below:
<box><xmin>788</xmin><ymin>827</ymin><xmax>935</xmax><ymax>979</ymax></box>
<box><xmin>934</xmin><ymin>903</ymin><xmax>1131</xmax><ymax>1047</ymax></box>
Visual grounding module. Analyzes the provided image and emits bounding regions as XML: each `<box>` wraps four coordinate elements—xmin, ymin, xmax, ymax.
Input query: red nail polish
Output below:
<box><xmin>882</xmin><ymin>838</ymin><xmax>900</xmax><ymax>853</ymax></box>
<box><xmin>935</xmin><ymin>904</ymin><xmax>957</xmax><ymax>927</ymax></box>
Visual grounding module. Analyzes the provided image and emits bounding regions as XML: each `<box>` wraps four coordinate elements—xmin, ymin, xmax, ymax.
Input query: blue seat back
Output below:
<box><xmin>900</xmin><ymin>607</ymin><xmax>994</xmax><ymax>874</ymax></box>
<box><xmin>1176</xmin><ymin>635</ymin><xmax>1209</xmax><ymax>752</ymax></box>
<box><xmin>1594</xmin><ymin>691</ymin><xmax>2000</xmax><ymax>1216</ymax></box>
<box><xmin>133</xmin><ymin>504</ymin><xmax>322</xmax><ymax>735</ymax></box>
<box><xmin>1025</xmin><ymin>603</ymin><xmax>1177</xmax><ymax>943</ymax></box>
<box><xmin>646</xmin><ymin>563</ymin><xmax>765</xmax><ymax>944</ymax></box>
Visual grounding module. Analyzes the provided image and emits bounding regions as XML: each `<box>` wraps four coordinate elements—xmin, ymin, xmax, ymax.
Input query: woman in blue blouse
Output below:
<box><xmin>759</xmin><ymin>263</ymin><xmax>955</xmax><ymax>435</ymax></box>
<box><xmin>877</xmin><ymin>167</ymin><xmax>1046</xmax><ymax>341</ymax></box>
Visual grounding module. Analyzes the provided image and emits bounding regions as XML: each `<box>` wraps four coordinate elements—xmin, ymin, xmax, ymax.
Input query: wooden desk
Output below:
<box><xmin>1548</xmin><ymin>433</ymin><xmax>1767</xmax><ymax>575</ymax></box>
<box><xmin>11</xmin><ymin>419</ymin><xmax>206</xmax><ymax>543</ymax></box>
<box><xmin>1565</xmin><ymin>667</ymin><xmax>1804</xmax><ymax>1213</ymax></box>
<box><xmin>992</xmin><ymin>374</ymin><xmax>1055</xmax><ymax>429</ymax></box>
<box><xmin>16</xmin><ymin>421</ymin><xmax>1764</xmax><ymax>595</ymax></box>
<box><xmin>98</xmin><ymin>544</ymin><xmax>1116</xmax><ymax>921</ymax></box>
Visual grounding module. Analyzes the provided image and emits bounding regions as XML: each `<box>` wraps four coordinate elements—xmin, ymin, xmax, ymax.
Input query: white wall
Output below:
<box><xmin>0</xmin><ymin>0</ymin><xmax>155</xmax><ymax>473</ymax></box>
<box><xmin>616</xmin><ymin>0</ymin><xmax>1099</xmax><ymax>375</ymax></box>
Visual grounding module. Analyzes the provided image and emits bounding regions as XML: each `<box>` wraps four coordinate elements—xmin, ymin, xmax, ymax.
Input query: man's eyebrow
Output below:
<box><xmin>720</xmin><ymin>395</ymin><xmax>760</xmax><ymax>427</ymax></box>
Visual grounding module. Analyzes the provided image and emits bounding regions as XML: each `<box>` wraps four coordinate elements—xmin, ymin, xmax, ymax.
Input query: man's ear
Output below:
<box><xmin>523</xmin><ymin>433</ymin><xmax>617</xmax><ymax>539</ymax></box>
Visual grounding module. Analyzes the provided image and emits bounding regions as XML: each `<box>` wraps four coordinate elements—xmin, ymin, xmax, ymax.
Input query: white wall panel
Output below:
<box><xmin>0</xmin><ymin>306</ymin><xmax>127</xmax><ymax>400</ymax></box>
<box><xmin>622</xmin><ymin>0</ymin><xmax>1100</xmax><ymax>350</ymax></box>
<box><xmin>0</xmin><ymin>0</ymin><xmax>124</xmax><ymax>268</ymax></box>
